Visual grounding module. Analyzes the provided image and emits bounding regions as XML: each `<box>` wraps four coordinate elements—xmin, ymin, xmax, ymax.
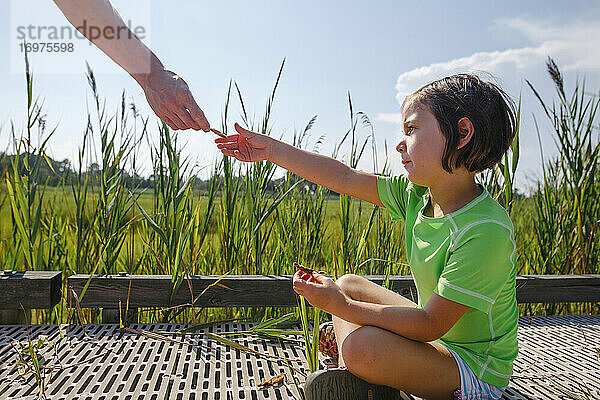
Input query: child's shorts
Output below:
<box><xmin>443</xmin><ymin>345</ymin><xmax>507</xmax><ymax>400</ymax></box>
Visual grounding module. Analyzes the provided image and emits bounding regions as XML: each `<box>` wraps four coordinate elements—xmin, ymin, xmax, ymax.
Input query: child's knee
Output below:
<box><xmin>341</xmin><ymin>326</ymin><xmax>381</xmax><ymax>372</ymax></box>
<box><xmin>336</xmin><ymin>273</ymin><xmax>364</xmax><ymax>298</ymax></box>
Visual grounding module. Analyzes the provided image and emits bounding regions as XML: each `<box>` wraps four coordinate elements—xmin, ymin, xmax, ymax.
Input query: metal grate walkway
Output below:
<box><xmin>1</xmin><ymin>315</ymin><xmax>599</xmax><ymax>399</ymax></box>
<box><xmin>1</xmin><ymin>322</ymin><xmax>309</xmax><ymax>400</ymax></box>
<box><xmin>501</xmin><ymin>314</ymin><xmax>600</xmax><ymax>400</ymax></box>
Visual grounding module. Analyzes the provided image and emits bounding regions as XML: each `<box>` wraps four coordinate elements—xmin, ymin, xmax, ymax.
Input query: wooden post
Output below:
<box><xmin>0</xmin><ymin>270</ymin><xmax>62</xmax><ymax>324</ymax></box>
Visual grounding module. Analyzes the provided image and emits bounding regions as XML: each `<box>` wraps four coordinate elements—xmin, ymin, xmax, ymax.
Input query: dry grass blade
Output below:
<box><xmin>203</xmin><ymin>332</ymin><xmax>306</xmax><ymax>376</ymax></box>
<box><xmin>293</xmin><ymin>261</ymin><xmax>325</xmax><ymax>275</ymax></box>
<box><xmin>279</xmin><ymin>338</ymin><xmax>305</xmax><ymax>400</ymax></box>
<box><xmin>172</xmin><ymin>317</ymin><xmax>253</xmax><ymax>335</ymax></box>
<box><xmin>119</xmin><ymin>327</ymin><xmax>218</xmax><ymax>354</ymax></box>
<box><xmin>257</xmin><ymin>372</ymin><xmax>286</xmax><ymax>388</ymax></box>
<box><xmin>119</xmin><ymin>327</ymin><xmax>307</xmax><ymax>377</ymax></box>
<box><xmin>41</xmin><ymin>352</ymin><xmax>108</xmax><ymax>372</ymax></box>
<box><xmin>69</xmin><ymin>288</ymin><xmax>94</xmax><ymax>340</ymax></box>
<box><xmin>210</xmin><ymin>127</ymin><xmax>227</xmax><ymax>138</ymax></box>
<box><xmin>213</xmin><ymin>329</ymin><xmax>305</xmax><ymax>344</ymax></box>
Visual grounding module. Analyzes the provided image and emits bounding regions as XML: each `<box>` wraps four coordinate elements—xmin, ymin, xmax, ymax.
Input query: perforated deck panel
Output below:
<box><xmin>1</xmin><ymin>322</ymin><xmax>309</xmax><ymax>400</ymax></box>
<box><xmin>1</xmin><ymin>315</ymin><xmax>599</xmax><ymax>399</ymax></box>
<box><xmin>501</xmin><ymin>315</ymin><xmax>600</xmax><ymax>400</ymax></box>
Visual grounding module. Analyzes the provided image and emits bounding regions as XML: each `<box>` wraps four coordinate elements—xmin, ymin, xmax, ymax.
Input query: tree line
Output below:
<box><xmin>0</xmin><ymin>151</ymin><xmax>340</xmax><ymax>196</ymax></box>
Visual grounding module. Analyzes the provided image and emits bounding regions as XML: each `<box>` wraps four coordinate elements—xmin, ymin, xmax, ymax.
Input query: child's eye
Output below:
<box><xmin>405</xmin><ymin>126</ymin><xmax>415</xmax><ymax>135</ymax></box>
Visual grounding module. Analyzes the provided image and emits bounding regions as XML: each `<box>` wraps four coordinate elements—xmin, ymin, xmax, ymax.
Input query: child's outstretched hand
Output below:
<box><xmin>214</xmin><ymin>123</ymin><xmax>274</xmax><ymax>162</ymax></box>
<box><xmin>293</xmin><ymin>267</ymin><xmax>348</xmax><ymax>315</ymax></box>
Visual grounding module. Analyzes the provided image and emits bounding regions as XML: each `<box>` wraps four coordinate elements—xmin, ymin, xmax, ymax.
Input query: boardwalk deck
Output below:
<box><xmin>1</xmin><ymin>314</ymin><xmax>599</xmax><ymax>399</ymax></box>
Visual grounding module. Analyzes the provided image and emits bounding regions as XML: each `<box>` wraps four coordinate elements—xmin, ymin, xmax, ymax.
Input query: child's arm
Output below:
<box><xmin>340</xmin><ymin>293</ymin><xmax>471</xmax><ymax>342</ymax></box>
<box><xmin>294</xmin><ymin>270</ymin><xmax>471</xmax><ymax>343</ymax></box>
<box><xmin>216</xmin><ymin>123</ymin><xmax>385</xmax><ymax>207</ymax></box>
<box><xmin>271</xmin><ymin>140</ymin><xmax>384</xmax><ymax>207</ymax></box>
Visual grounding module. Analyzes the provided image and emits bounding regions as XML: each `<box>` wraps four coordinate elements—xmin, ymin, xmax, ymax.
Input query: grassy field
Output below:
<box><xmin>1</xmin><ymin>57</ymin><xmax>599</xmax><ymax>329</ymax></box>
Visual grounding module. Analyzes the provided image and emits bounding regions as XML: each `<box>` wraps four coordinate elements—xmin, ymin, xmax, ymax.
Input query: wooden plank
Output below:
<box><xmin>68</xmin><ymin>274</ymin><xmax>600</xmax><ymax>309</ymax></box>
<box><xmin>69</xmin><ymin>274</ymin><xmax>305</xmax><ymax>308</ymax></box>
<box><xmin>515</xmin><ymin>274</ymin><xmax>600</xmax><ymax>303</ymax></box>
<box><xmin>0</xmin><ymin>310</ymin><xmax>31</xmax><ymax>324</ymax></box>
<box><xmin>0</xmin><ymin>270</ymin><xmax>62</xmax><ymax>309</ymax></box>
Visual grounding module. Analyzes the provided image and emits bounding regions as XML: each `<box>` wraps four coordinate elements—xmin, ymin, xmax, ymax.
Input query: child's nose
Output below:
<box><xmin>396</xmin><ymin>142</ymin><xmax>406</xmax><ymax>153</ymax></box>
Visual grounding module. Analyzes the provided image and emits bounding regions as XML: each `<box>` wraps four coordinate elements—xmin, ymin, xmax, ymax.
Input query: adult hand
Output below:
<box><xmin>142</xmin><ymin>67</ymin><xmax>210</xmax><ymax>131</ymax></box>
<box><xmin>214</xmin><ymin>123</ymin><xmax>274</xmax><ymax>162</ymax></box>
<box><xmin>53</xmin><ymin>0</ymin><xmax>209</xmax><ymax>131</ymax></box>
<box><xmin>292</xmin><ymin>269</ymin><xmax>349</xmax><ymax>315</ymax></box>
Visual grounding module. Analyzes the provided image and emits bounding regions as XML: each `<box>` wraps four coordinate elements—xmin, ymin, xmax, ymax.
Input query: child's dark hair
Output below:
<box><xmin>403</xmin><ymin>74</ymin><xmax>517</xmax><ymax>173</ymax></box>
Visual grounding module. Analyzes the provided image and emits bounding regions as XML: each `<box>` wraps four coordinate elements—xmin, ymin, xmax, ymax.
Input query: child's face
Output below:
<box><xmin>396</xmin><ymin>102</ymin><xmax>447</xmax><ymax>186</ymax></box>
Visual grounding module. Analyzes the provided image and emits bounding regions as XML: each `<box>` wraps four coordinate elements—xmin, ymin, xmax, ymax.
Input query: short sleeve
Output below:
<box><xmin>434</xmin><ymin>222</ymin><xmax>515</xmax><ymax>313</ymax></box>
<box><xmin>376</xmin><ymin>175</ymin><xmax>411</xmax><ymax>221</ymax></box>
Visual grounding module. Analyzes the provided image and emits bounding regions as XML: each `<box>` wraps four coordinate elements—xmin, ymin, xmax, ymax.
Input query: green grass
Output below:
<box><xmin>1</xmin><ymin>55</ymin><xmax>599</xmax><ymax>329</ymax></box>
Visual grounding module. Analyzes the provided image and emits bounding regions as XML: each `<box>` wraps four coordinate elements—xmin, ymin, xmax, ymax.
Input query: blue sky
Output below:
<box><xmin>2</xmin><ymin>0</ymin><xmax>600</xmax><ymax>192</ymax></box>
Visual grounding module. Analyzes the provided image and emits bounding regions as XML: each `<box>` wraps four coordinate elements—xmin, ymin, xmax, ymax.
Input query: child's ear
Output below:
<box><xmin>457</xmin><ymin>117</ymin><xmax>474</xmax><ymax>150</ymax></box>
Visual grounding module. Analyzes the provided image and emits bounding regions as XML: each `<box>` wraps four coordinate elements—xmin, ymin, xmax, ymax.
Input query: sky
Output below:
<box><xmin>1</xmin><ymin>0</ymin><xmax>600</xmax><ymax>193</ymax></box>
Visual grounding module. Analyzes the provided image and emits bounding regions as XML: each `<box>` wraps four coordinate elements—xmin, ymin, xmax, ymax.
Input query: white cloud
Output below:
<box><xmin>393</xmin><ymin>16</ymin><xmax>600</xmax><ymax>103</ymax></box>
<box><xmin>394</xmin><ymin>46</ymin><xmax>547</xmax><ymax>102</ymax></box>
<box><xmin>380</xmin><ymin>15</ymin><xmax>600</xmax><ymax>192</ymax></box>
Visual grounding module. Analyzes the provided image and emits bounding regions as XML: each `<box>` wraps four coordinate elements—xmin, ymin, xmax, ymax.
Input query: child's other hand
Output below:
<box><xmin>293</xmin><ymin>270</ymin><xmax>348</xmax><ymax>315</ymax></box>
<box><xmin>214</xmin><ymin>123</ymin><xmax>273</xmax><ymax>162</ymax></box>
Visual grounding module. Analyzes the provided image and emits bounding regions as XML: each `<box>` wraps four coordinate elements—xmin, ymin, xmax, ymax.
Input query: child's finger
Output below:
<box><xmin>214</xmin><ymin>134</ymin><xmax>240</xmax><ymax>144</ymax></box>
<box><xmin>217</xmin><ymin>143</ymin><xmax>239</xmax><ymax>151</ymax></box>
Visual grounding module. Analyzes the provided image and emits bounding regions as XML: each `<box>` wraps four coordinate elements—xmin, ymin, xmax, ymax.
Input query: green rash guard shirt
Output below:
<box><xmin>376</xmin><ymin>174</ymin><xmax>519</xmax><ymax>388</ymax></box>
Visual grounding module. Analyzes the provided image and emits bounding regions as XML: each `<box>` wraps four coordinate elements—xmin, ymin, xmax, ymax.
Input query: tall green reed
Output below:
<box><xmin>273</xmin><ymin>115</ymin><xmax>328</xmax><ymax>274</ymax></box>
<box><xmin>137</xmin><ymin>123</ymin><xmax>197</xmax><ymax>321</ymax></box>
<box><xmin>332</xmin><ymin>93</ymin><xmax>374</xmax><ymax>275</ymax></box>
<box><xmin>236</xmin><ymin>61</ymin><xmax>286</xmax><ymax>275</ymax></box>
<box><xmin>5</xmin><ymin>49</ymin><xmax>57</xmax><ymax>272</ymax></box>
<box><xmin>522</xmin><ymin>57</ymin><xmax>600</xmax><ymax>315</ymax></box>
<box><xmin>85</xmin><ymin>64</ymin><xmax>140</xmax><ymax>275</ymax></box>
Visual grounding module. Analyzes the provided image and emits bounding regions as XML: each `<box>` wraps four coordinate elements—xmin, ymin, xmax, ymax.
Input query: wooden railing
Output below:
<box><xmin>2</xmin><ymin>271</ymin><xmax>600</xmax><ymax>323</ymax></box>
<box><xmin>68</xmin><ymin>274</ymin><xmax>600</xmax><ymax>306</ymax></box>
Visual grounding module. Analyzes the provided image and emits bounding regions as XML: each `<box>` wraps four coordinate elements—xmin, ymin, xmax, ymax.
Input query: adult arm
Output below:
<box><xmin>53</xmin><ymin>0</ymin><xmax>210</xmax><ymax>131</ymax></box>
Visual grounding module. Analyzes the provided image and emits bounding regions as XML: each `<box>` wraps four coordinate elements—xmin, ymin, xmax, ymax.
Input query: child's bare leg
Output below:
<box><xmin>332</xmin><ymin>273</ymin><xmax>417</xmax><ymax>368</ymax></box>
<box><xmin>333</xmin><ymin>319</ymin><xmax>460</xmax><ymax>399</ymax></box>
<box><xmin>331</xmin><ymin>274</ymin><xmax>460</xmax><ymax>399</ymax></box>
<box><xmin>331</xmin><ymin>314</ymin><xmax>360</xmax><ymax>368</ymax></box>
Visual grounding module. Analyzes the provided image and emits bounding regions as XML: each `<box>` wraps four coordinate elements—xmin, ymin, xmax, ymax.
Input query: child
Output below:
<box><xmin>214</xmin><ymin>74</ymin><xmax>519</xmax><ymax>400</ymax></box>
